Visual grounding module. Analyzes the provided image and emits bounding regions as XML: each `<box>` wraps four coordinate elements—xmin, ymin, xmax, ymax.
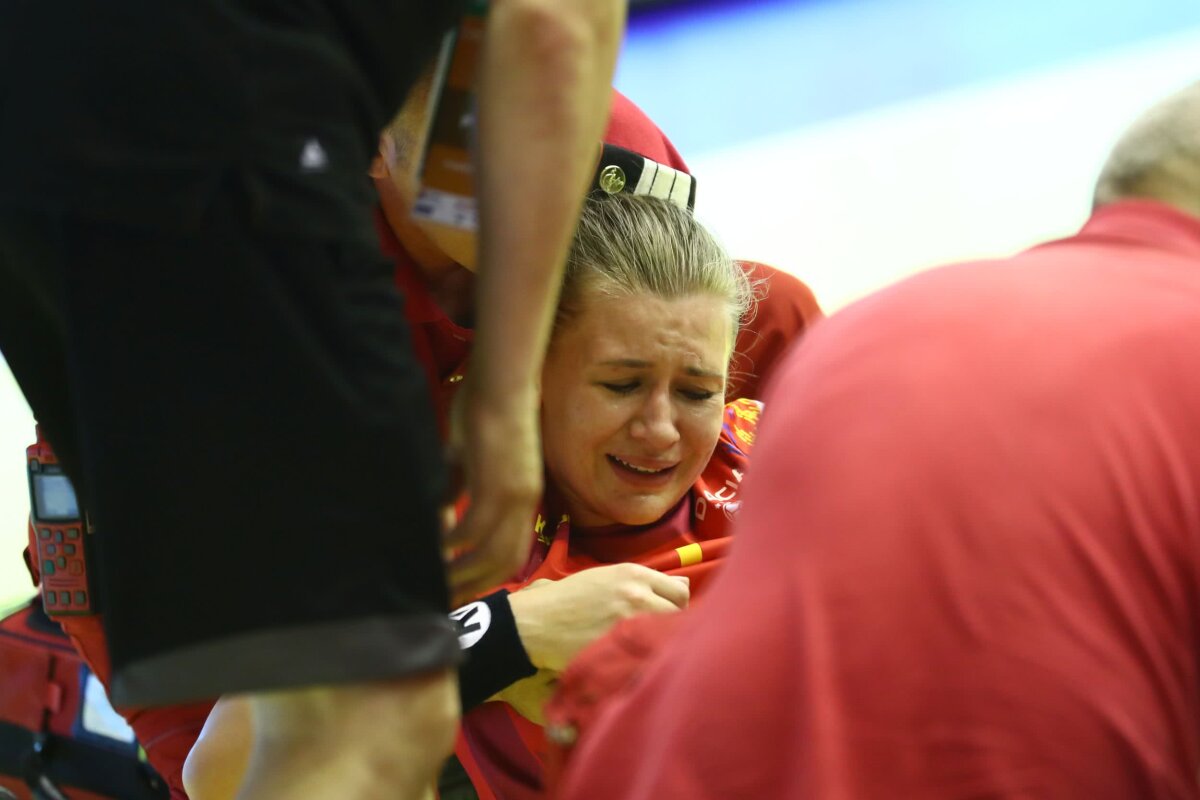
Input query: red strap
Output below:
<box><xmin>24</xmin><ymin>517</ymin><xmax>41</xmax><ymax>586</ymax></box>
<box><xmin>45</xmin><ymin>679</ymin><xmax>63</xmax><ymax>715</ymax></box>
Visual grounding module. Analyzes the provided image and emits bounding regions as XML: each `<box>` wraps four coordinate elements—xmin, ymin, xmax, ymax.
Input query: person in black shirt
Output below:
<box><xmin>0</xmin><ymin>1</ymin><xmax>625</xmax><ymax>797</ymax></box>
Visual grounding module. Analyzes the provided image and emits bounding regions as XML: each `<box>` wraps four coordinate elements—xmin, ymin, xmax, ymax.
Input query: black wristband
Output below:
<box><xmin>451</xmin><ymin>589</ymin><xmax>537</xmax><ymax>711</ymax></box>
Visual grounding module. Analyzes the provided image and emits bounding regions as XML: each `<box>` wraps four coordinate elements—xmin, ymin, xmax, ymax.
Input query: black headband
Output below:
<box><xmin>589</xmin><ymin>143</ymin><xmax>697</xmax><ymax>212</ymax></box>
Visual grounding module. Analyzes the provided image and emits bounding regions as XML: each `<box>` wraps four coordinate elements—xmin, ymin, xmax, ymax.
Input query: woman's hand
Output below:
<box><xmin>443</xmin><ymin>381</ymin><xmax>542</xmax><ymax>605</ymax></box>
<box><xmin>508</xmin><ymin>564</ymin><xmax>690</xmax><ymax>672</ymax></box>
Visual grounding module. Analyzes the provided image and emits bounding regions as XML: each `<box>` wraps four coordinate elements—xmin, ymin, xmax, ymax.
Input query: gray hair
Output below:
<box><xmin>556</xmin><ymin>194</ymin><xmax>755</xmax><ymax>353</ymax></box>
<box><xmin>1093</xmin><ymin>81</ymin><xmax>1200</xmax><ymax>212</ymax></box>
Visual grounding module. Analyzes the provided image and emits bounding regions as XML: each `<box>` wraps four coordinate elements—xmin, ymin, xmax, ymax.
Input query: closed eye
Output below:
<box><xmin>680</xmin><ymin>389</ymin><xmax>718</xmax><ymax>402</ymax></box>
<box><xmin>601</xmin><ymin>382</ymin><xmax>639</xmax><ymax>395</ymax></box>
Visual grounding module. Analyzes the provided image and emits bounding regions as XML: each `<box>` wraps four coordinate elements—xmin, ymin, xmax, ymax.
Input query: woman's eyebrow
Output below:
<box><xmin>598</xmin><ymin>359</ymin><xmax>723</xmax><ymax>380</ymax></box>
<box><xmin>598</xmin><ymin>358</ymin><xmax>652</xmax><ymax>369</ymax></box>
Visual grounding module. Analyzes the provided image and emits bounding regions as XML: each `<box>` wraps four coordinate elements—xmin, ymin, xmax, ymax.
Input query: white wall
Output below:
<box><xmin>0</xmin><ymin>370</ymin><xmax>34</xmax><ymax>609</ymax></box>
<box><xmin>691</xmin><ymin>29</ymin><xmax>1200</xmax><ymax>311</ymax></box>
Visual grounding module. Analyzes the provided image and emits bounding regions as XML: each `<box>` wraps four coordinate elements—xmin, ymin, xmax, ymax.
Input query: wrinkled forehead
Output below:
<box><xmin>559</xmin><ymin>288</ymin><xmax>734</xmax><ymax>367</ymax></box>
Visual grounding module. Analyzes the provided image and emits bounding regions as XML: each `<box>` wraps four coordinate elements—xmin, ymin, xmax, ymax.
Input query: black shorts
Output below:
<box><xmin>0</xmin><ymin>187</ymin><xmax>459</xmax><ymax>706</ymax></box>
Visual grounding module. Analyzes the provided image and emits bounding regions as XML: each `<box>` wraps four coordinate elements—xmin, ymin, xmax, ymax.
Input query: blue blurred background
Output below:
<box><xmin>623</xmin><ymin>0</ymin><xmax>1200</xmax><ymax>154</ymax></box>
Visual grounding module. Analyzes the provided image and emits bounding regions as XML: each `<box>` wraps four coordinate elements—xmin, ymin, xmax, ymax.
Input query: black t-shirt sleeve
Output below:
<box><xmin>451</xmin><ymin>589</ymin><xmax>538</xmax><ymax>710</ymax></box>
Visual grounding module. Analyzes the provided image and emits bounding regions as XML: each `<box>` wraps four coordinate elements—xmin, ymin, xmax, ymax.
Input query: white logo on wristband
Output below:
<box><xmin>450</xmin><ymin>601</ymin><xmax>492</xmax><ymax>649</ymax></box>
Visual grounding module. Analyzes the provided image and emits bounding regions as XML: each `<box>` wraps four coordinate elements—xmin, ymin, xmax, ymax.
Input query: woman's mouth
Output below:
<box><xmin>607</xmin><ymin>455</ymin><xmax>678</xmax><ymax>486</ymax></box>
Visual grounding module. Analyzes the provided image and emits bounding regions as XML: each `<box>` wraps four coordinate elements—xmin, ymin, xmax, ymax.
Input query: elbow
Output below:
<box><xmin>181</xmin><ymin>698</ymin><xmax>253</xmax><ymax>800</ymax></box>
<box><xmin>181</xmin><ymin>742</ymin><xmax>219</xmax><ymax>800</ymax></box>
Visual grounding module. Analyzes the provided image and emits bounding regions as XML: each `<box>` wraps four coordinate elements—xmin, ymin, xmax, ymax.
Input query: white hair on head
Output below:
<box><xmin>1094</xmin><ymin>80</ymin><xmax>1200</xmax><ymax>212</ymax></box>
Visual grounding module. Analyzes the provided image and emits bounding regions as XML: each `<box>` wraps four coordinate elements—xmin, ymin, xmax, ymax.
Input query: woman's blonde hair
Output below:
<box><xmin>556</xmin><ymin>194</ymin><xmax>755</xmax><ymax>353</ymax></box>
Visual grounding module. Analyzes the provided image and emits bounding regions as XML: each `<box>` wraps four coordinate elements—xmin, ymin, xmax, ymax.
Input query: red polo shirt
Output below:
<box><xmin>558</xmin><ymin>199</ymin><xmax>1200</xmax><ymax>800</ymax></box>
<box><xmin>728</xmin><ymin>260</ymin><xmax>822</xmax><ymax>400</ymax></box>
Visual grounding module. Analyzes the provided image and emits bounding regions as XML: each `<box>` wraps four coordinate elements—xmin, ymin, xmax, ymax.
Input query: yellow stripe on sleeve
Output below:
<box><xmin>676</xmin><ymin>542</ymin><xmax>704</xmax><ymax>567</ymax></box>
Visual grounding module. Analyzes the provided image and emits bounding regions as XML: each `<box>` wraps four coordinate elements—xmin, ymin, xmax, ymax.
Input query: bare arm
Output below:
<box><xmin>185</xmin><ymin>688</ymin><xmax>447</xmax><ymax>800</ymax></box>
<box><xmin>183</xmin><ymin>697</ymin><xmax>253</xmax><ymax>800</ymax></box>
<box><xmin>446</xmin><ymin>0</ymin><xmax>627</xmax><ymax>601</ymax></box>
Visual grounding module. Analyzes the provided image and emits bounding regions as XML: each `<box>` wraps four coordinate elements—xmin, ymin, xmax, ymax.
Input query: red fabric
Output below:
<box><xmin>20</xmin><ymin>527</ymin><xmax>210</xmax><ymax>800</ymax></box>
<box><xmin>729</xmin><ymin>261</ymin><xmax>823</xmax><ymax>400</ymax></box>
<box><xmin>542</xmin><ymin>612</ymin><xmax>686</xmax><ymax>793</ymax></box>
<box><xmin>0</xmin><ymin>601</ymin><xmax>191</xmax><ymax>800</ymax></box>
<box><xmin>557</xmin><ymin>199</ymin><xmax>1200</xmax><ymax>800</ymax></box>
<box><xmin>376</xmin><ymin>209</ymin><xmax>473</xmax><ymax>435</ymax></box>
<box><xmin>52</xmin><ymin>615</ymin><xmax>212</xmax><ymax>799</ymax></box>
<box><xmin>454</xmin><ymin>400</ymin><xmax>761</xmax><ymax>800</ymax></box>
<box><xmin>603</xmin><ymin>90</ymin><xmax>689</xmax><ymax>173</ymax></box>
<box><xmin>0</xmin><ymin>602</ymin><xmax>81</xmax><ymax>734</ymax></box>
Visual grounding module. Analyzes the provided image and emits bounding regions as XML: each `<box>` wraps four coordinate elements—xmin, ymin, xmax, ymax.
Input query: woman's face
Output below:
<box><xmin>541</xmin><ymin>289</ymin><xmax>731</xmax><ymax>528</ymax></box>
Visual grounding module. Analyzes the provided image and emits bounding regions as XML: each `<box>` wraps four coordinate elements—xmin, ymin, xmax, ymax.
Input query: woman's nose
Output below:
<box><xmin>628</xmin><ymin>388</ymin><xmax>680</xmax><ymax>447</ymax></box>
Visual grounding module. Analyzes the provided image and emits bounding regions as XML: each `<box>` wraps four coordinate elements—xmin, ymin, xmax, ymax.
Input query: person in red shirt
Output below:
<box><xmin>556</xmin><ymin>81</ymin><xmax>1200</xmax><ymax>800</ymax></box>
<box><xmin>365</xmin><ymin>74</ymin><xmax>822</xmax><ymax>758</ymax></box>
<box><xmin>133</xmin><ymin>85</ymin><xmax>814</xmax><ymax>799</ymax></box>
<box><xmin>452</xmin><ymin>194</ymin><xmax>761</xmax><ymax>800</ymax></box>
<box><xmin>186</xmin><ymin>191</ymin><xmax>764</xmax><ymax>800</ymax></box>
<box><xmin>367</xmin><ymin>82</ymin><xmax>824</xmax><ymax>794</ymax></box>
